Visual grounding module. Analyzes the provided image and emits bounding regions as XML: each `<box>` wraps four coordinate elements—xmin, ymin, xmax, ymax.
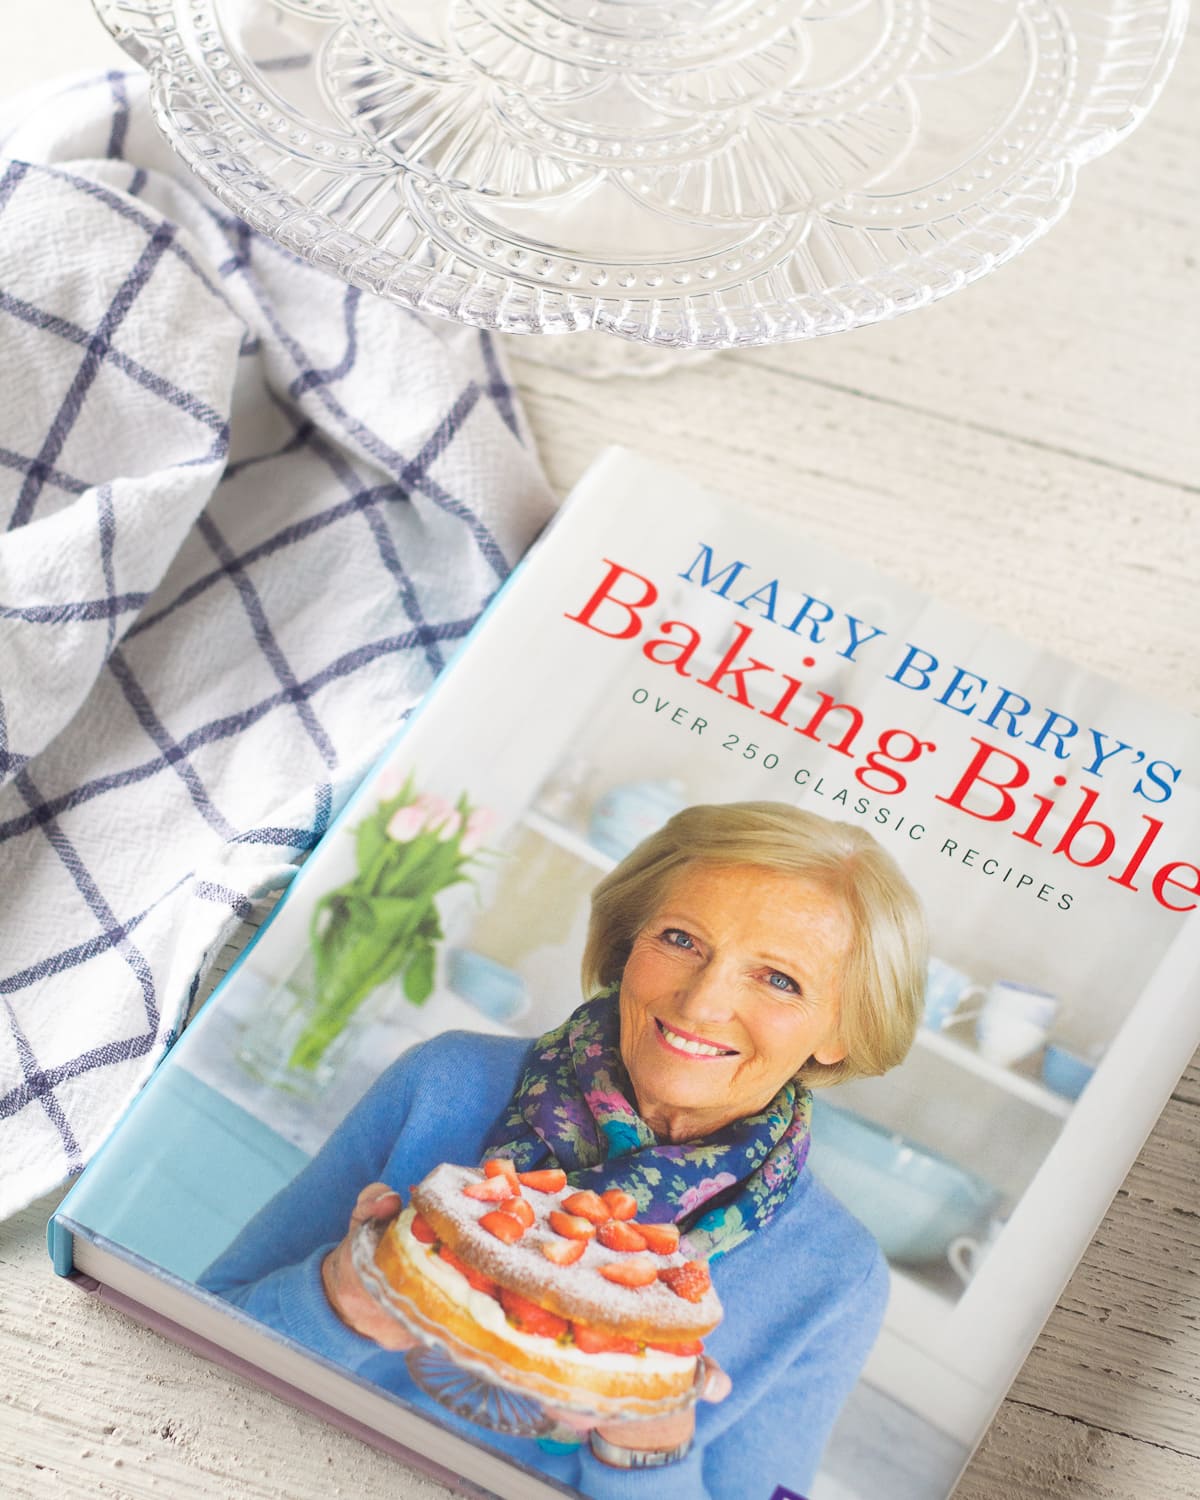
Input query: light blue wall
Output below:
<box><xmin>60</xmin><ymin>1067</ymin><xmax>309</xmax><ymax>1282</ymax></box>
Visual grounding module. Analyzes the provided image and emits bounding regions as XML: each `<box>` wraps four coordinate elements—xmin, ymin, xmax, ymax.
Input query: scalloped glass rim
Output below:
<box><xmin>95</xmin><ymin>0</ymin><xmax>1188</xmax><ymax>349</ymax></box>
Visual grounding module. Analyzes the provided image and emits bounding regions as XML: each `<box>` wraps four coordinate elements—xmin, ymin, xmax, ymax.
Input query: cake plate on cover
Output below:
<box><xmin>91</xmin><ymin>0</ymin><xmax>1187</xmax><ymax>365</ymax></box>
<box><xmin>351</xmin><ymin>1218</ymin><xmax>705</xmax><ymax>1439</ymax></box>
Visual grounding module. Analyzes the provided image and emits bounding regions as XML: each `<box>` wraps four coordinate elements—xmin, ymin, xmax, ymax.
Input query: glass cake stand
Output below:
<box><xmin>350</xmin><ymin>1219</ymin><xmax>704</xmax><ymax>1438</ymax></box>
<box><xmin>350</xmin><ymin>1219</ymin><xmax>556</xmax><ymax>1435</ymax></box>
<box><xmin>93</xmin><ymin>0</ymin><xmax>1187</xmax><ymax>362</ymax></box>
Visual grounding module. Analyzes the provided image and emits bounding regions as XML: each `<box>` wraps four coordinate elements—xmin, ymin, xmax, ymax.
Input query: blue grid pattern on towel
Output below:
<box><xmin>0</xmin><ymin>72</ymin><xmax>551</xmax><ymax>1216</ymax></box>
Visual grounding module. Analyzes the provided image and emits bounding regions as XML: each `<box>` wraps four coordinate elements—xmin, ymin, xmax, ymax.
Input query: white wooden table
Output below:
<box><xmin>2</xmin><ymin>4</ymin><xmax>1198</xmax><ymax>1498</ymax></box>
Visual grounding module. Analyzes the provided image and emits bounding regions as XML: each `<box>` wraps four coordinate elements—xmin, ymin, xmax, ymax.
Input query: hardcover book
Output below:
<box><xmin>49</xmin><ymin>448</ymin><xmax>1200</xmax><ymax>1500</ymax></box>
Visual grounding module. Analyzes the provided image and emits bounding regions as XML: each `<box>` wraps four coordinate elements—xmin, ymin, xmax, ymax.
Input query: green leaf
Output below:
<box><xmin>403</xmin><ymin>943</ymin><xmax>436</xmax><ymax>1005</ymax></box>
<box><xmin>374</xmin><ymin>836</ymin><xmax>446</xmax><ymax>898</ymax></box>
<box><xmin>355</xmin><ymin>813</ymin><xmax>390</xmax><ymax>881</ymax></box>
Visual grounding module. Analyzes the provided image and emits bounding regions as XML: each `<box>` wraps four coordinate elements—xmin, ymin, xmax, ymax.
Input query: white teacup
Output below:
<box><xmin>974</xmin><ymin>982</ymin><xmax>1059</xmax><ymax>1066</ymax></box>
<box><xmin>948</xmin><ymin>1220</ymin><xmax>1004</xmax><ymax>1284</ymax></box>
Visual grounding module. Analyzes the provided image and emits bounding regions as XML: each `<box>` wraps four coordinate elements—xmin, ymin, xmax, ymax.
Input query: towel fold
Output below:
<box><xmin>0</xmin><ymin>71</ymin><xmax>555</xmax><ymax>1220</ymax></box>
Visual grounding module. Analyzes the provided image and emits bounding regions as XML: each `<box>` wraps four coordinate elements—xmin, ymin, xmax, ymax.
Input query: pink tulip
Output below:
<box><xmin>414</xmin><ymin>792</ymin><xmax>462</xmax><ymax>840</ymax></box>
<box><xmin>434</xmin><ymin>810</ymin><xmax>462</xmax><ymax>841</ymax></box>
<box><xmin>461</xmin><ymin>807</ymin><xmax>495</xmax><ymax>854</ymax></box>
<box><xmin>385</xmin><ymin>804</ymin><xmax>426</xmax><ymax>842</ymax></box>
<box><xmin>374</xmin><ymin>763</ymin><xmax>408</xmax><ymax>802</ymax></box>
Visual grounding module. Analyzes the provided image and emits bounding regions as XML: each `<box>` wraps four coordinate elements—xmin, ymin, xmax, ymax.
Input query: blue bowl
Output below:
<box><xmin>445</xmin><ymin>949</ymin><xmax>528</xmax><ymax>1023</ymax></box>
<box><xmin>808</xmin><ymin>1099</ymin><xmax>1002</xmax><ymax>1264</ymax></box>
<box><xmin>1041</xmin><ymin>1044</ymin><xmax>1096</xmax><ymax>1101</ymax></box>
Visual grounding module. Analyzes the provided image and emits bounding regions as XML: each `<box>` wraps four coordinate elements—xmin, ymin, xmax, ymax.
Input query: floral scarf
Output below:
<box><xmin>481</xmin><ymin>991</ymin><xmax>812</xmax><ymax>1260</ymax></box>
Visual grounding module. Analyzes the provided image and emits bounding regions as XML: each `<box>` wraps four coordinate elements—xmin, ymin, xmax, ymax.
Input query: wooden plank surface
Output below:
<box><xmin>2</xmin><ymin>4</ymin><xmax>1198</xmax><ymax>1498</ymax></box>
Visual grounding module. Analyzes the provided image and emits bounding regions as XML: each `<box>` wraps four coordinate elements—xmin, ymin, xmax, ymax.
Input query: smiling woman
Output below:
<box><xmin>587</xmin><ymin>801</ymin><xmax>928</xmax><ymax>1098</ymax></box>
<box><xmin>615</xmin><ymin>864</ymin><xmax>855</xmax><ymax>1142</ymax></box>
<box><xmin>201</xmin><ymin>802</ymin><xmax>929</xmax><ymax>1499</ymax></box>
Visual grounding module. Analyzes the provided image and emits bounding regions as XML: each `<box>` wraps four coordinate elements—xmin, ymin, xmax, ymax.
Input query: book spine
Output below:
<box><xmin>47</xmin><ymin>1214</ymin><xmax>76</xmax><ymax>1277</ymax></box>
<box><xmin>66</xmin><ymin>1274</ymin><xmax>487</xmax><ymax>1498</ymax></box>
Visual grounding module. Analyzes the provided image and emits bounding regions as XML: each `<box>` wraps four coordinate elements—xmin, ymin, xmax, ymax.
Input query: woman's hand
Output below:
<box><xmin>553</xmin><ymin>1357</ymin><xmax>732</xmax><ymax>1460</ymax></box>
<box><xmin>320</xmin><ymin>1182</ymin><xmax>418</xmax><ymax>1351</ymax></box>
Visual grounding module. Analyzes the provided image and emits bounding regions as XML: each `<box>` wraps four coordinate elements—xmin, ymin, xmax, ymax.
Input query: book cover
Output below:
<box><xmin>51</xmin><ymin>448</ymin><xmax>1200</xmax><ymax>1500</ymax></box>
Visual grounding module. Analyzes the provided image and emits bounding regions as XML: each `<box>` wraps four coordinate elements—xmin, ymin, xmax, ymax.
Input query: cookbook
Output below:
<box><xmin>49</xmin><ymin>449</ymin><xmax>1200</xmax><ymax>1500</ymax></box>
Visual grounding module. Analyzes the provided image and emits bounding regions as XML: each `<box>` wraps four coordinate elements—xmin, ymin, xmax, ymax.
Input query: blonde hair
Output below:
<box><xmin>583</xmin><ymin>801</ymin><xmax>927</xmax><ymax>1088</ymax></box>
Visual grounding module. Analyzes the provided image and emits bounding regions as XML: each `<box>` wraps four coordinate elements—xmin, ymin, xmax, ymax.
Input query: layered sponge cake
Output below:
<box><xmin>370</xmin><ymin>1160</ymin><xmax>722</xmax><ymax>1417</ymax></box>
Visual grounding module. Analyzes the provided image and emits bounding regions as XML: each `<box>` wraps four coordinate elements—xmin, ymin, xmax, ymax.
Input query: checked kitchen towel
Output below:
<box><xmin>0</xmin><ymin>72</ymin><xmax>554</xmax><ymax>1219</ymax></box>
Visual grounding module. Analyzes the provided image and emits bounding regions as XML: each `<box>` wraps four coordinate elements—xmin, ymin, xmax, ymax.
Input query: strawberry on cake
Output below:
<box><xmin>367</xmin><ymin>1158</ymin><xmax>721</xmax><ymax>1418</ymax></box>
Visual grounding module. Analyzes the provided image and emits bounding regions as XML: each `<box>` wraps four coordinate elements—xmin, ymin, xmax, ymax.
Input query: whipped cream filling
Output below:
<box><xmin>391</xmin><ymin>1208</ymin><xmax>696</xmax><ymax>1374</ymax></box>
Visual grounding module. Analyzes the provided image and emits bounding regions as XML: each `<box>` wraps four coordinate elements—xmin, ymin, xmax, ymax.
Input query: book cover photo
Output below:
<box><xmin>50</xmin><ymin>449</ymin><xmax>1200</xmax><ymax>1500</ymax></box>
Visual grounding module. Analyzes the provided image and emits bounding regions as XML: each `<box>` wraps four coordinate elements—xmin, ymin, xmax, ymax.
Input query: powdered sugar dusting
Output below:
<box><xmin>412</xmin><ymin>1163</ymin><xmax>721</xmax><ymax>1337</ymax></box>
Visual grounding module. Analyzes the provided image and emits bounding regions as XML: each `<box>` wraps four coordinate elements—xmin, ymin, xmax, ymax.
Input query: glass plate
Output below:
<box><xmin>95</xmin><ymin>0</ymin><xmax>1187</xmax><ymax>348</ymax></box>
<box><xmin>404</xmin><ymin>1346</ymin><xmax>556</xmax><ymax>1437</ymax></box>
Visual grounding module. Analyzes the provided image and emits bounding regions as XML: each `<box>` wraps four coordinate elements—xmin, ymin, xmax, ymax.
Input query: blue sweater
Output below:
<box><xmin>200</xmin><ymin>1031</ymin><xmax>887</xmax><ymax>1500</ymax></box>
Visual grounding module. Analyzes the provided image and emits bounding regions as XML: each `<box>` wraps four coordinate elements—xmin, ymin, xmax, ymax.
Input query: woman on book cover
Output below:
<box><xmin>201</xmin><ymin>802</ymin><xmax>927</xmax><ymax>1499</ymax></box>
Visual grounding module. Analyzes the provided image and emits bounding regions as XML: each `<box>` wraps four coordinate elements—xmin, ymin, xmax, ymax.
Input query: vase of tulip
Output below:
<box><xmin>236</xmin><ymin>776</ymin><xmax>492</xmax><ymax>1095</ymax></box>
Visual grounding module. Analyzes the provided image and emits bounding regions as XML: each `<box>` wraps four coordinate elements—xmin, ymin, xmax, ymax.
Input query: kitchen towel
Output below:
<box><xmin>0</xmin><ymin>71</ymin><xmax>555</xmax><ymax>1220</ymax></box>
